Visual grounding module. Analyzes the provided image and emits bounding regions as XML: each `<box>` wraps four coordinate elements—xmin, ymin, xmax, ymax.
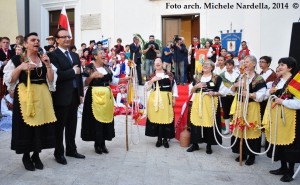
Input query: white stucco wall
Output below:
<box><xmin>24</xmin><ymin>0</ymin><xmax>299</xmax><ymax>71</ymax></box>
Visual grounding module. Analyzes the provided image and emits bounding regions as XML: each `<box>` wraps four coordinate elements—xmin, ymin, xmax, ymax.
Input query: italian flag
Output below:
<box><xmin>58</xmin><ymin>5</ymin><xmax>72</xmax><ymax>39</ymax></box>
<box><xmin>288</xmin><ymin>71</ymin><xmax>300</xmax><ymax>99</ymax></box>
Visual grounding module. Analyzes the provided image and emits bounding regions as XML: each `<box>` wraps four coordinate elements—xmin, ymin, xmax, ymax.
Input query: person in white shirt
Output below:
<box><xmin>116</xmin><ymin>84</ymin><xmax>131</xmax><ymax>114</ymax></box>
<box><xmin>262</xmin><ymin>57</ymin><xmax>300</xmax><ymax>182</ymax></box>
<box><xmin>259</xmin><ymin>56</ymin><xmax>277</xmax><ymax>146</ymax></box>
<box><xmin>218</xmin><ymin>59</ymin><xmax>239</xmax><ymax>134</ymax></box>
<box><xmin>213</xmin><ymin>56</ymin><xmax>226</xmax><ymax>75</ymax></box>
<box><xmin>0</xmin><ymin>90</ymin><xmax>14</xmax><ymax>131</ymax></box>
<box><xmin>1</xmin><ymin>90</ymin><xmax>13</xmax><ymax>117</ymax></box>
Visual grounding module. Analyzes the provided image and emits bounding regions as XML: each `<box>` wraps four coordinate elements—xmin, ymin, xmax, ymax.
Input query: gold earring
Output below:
<box><xmin>94</xmin><ymin>56</ymin><xmax>98</xmax><ymax>59</ymax></box>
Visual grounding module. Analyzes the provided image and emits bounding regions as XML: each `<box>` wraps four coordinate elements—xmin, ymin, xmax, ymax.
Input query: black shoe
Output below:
<box><xmin>55</xmin><ymin>155</ymin><xmax>67</xmax><ymax>165</ymax></box>
<box><xmin>280</xmin><ymin>173</ymin><xmax>294</xmax><ymax>182</ymax></box>
<box><xmin>101</xmin><ymin>145</ymin><xmax>109</xmax><ymax>154</ymax></box>
<box><xmin>187</xmin><ymin>144</ymin><xmax>199</xmax><ymax>152</ymax></box>
<box><xmin>269</xmin><ymin>168</ymin><xmax>288</xmax><ymax>175</ymax></box>
<box><xmin>139</xmin><ymin>83</ymin><xmax>144</xmax><ymax>86</ymax></box>
<box><xmin>22</xmin><ymin>155</ymin><xmax>35</xmax><ymax>171</ymax></box>
<box><xmin>235</xmin><ymin>155</ymin><xmax>247</xmax><ymax>162</ymax></box>
<box><xmin>206</xmin><ymin>145</ymin><xmax>212</xmax><ymax>154</ymax></box>
<box><xmin>245</xmin><ymin>156</ymin><xmax>255</xmax><ymax>166</ymax></box>
<box><xmin>156</xmin><ymin>139</ymin><xmax>162</xmax><ymax>147</ymax></box>
<box><xmin>94</xmin><ymin>146</ymin><xmax>102</xmax><ymax>154</ymax></box>
<box><xmin>163</xmin><ymin>139</ymin><xmax>169</xmax><ymax>148</ymax></box>
<box><xmin>31</xmin><ymin>154</ymin><xmax>43</xmax><ymax>170</ymax></box>
<box><xmin>66</xmin><ymin>152</ymin><xmax>85</xmax><ymax>159</ymax></box>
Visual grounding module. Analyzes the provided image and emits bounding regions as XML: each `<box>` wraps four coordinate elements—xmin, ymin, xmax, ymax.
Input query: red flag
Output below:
<box><xmin>58</xmin><ymin>5</ymin><xmax>72</xmax><ymax>39</ymax></box>
<box><xmin>288</xmin><ymin>70</ymin><xmax>300</xmax><ymax>99</ymax></box>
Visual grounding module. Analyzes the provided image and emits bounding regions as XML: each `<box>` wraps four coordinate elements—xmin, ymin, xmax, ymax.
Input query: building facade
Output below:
<box><xmin>1</xmin><ymin>0</ymin><xmax>299</xmax><ymax>70</ymax></box>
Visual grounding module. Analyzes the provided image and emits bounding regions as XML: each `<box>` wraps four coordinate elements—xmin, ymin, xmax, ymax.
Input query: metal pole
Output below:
<box><xmin>25</xmin><ymin>0</ymin><xmax>30</xmax><ymax>34</ymax></box>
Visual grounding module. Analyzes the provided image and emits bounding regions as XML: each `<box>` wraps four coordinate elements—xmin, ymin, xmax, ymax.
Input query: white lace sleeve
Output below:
<box><xmin>282</xmin><ymin>97</ymin><xmax>300</xmax><ymax>110</ymax></box>
<box><xmin>47</xmin><ymin>63</ymin><xmax>57</xmax><ymax>92</ymax></box>
<box><xmin>3</xmin><ymin>60</ymin><xmax>18</xmax><ymax>91</ymax></box>
<box><xmin>253</xmin><ymin>87</ymin><xmax>266</xmax><ymax>102</ymax></box>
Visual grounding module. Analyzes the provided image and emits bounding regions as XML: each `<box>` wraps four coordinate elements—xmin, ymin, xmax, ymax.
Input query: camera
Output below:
<box><xmin>173</xmin><ymin>35</ymin><xmax>181</xmax><ymax>43</ymax></box>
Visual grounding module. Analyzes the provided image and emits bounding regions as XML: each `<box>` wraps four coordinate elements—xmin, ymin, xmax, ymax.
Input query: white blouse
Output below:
<box><xmin>246</xmin><ymin>74</ymin><xmax>266</xmax><ymax>102</ymax></box>
<box><xmin>218</xmin><ymin>71</ymin><xmax>239</xmax><ymax>96</ymax></box>
<box><xmin>261</xmin><ymin>68</ymin><xmax>274</xmax><ymax>89</ymax></box>
<box><xmin>266</xmin><ymin>78</ymin><xmax>300</xmax><ymax>110</ymax></box>
<box><xmin>3</xmin><ymin>59</ymin><xmax>57</xmax><ymax>92</ymax></box>
<box><xmin>145</xmin><ymin>72</ymin><xmax>178</xmax><ymax>97</ymax></box>
<box><xmin>94</xmin><ymin>67</ymin><xmax>119</xmax><ymax>85</ymax></box>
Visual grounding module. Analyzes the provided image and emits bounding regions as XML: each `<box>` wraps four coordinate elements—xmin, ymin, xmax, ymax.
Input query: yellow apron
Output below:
<box><xmin>190</xmin><ymin>93</ymin><xmax>218</xmax><ymax>127</ymax></box>
<box><xmin>147</xmin><ymin>91</ymin><xmax>174</xmax><ymax>124</ymax></box>
<box><xmin>18</xmin><ymin>83</ymin><xmax>56</xmax><ymax>126</ymax></box>
<box><xmin>262</xmin><ymin>103</ymin><xmax>296</xmax><ymax>145</ymax></box>
<box><xmin>231</xmin><ymin>101</ymin><xmax>261</xmax><ymax>139</ymax></box>
<box><xmin>91</xmin><ymin>86</ymin><xmax>114</xmax><ymax>123</ymax></box>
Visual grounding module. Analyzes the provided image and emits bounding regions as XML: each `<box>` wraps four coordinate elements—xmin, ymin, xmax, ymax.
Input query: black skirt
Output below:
<box><xmin>81</xmin><ymin>87</ymin><xmax>115</xmax><ymax>143</ymax></box>
<box><xmin>145</xmin><ymin>118</ymin><xmax>175</xmax><ymax>139</ymax></box>
<box><xmin>11</xmin><ymin>84</ymin><xmax>56</xmax><ymax>154</ymax></box>
<box><xmin>231</xmin><ymin>137</ymin><xmax>261</xmax><ymax>155</ymax></box>
<box><xmin>190</xmin><ymin>105</ymin><xmax>222</xmax><ymax>145</ymax></box>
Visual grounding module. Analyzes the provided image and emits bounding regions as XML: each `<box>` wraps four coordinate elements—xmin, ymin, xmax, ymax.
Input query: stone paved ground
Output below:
<box><xmin>0</xmin><ymin>86</ymin><xmax>299</xmax><ymax>185</ymax></box>
<box><xmin>0</xmin><ymin>116</ymin><xmax>299</xmax><ymax>185</ymax></box>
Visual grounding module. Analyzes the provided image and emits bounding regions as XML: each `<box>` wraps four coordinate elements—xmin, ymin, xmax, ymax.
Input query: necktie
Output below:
<box><xmin>65</xmin><ymin>51</ymin><xmax>77</xmax><ymax>88</ymax></box>
<box><xmin>65</xmin><ymin>51</ymin><xmax>73</xmax><ymax>65</ymax></box>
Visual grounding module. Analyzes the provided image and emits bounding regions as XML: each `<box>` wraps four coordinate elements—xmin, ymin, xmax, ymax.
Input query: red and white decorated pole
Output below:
<box><xmin>58</xmin><ymin>5</ymin><xmax>72</xmax><ymax>39</ymax></box>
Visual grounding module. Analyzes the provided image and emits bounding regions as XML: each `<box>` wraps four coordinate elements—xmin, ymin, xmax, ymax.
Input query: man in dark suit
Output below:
<box><xmin>50</xmin><ymin>28</ymin><xmax>85</xmax><ymax>165</ymax></box>
<box><xmin>130</xmin><ymin>36</ymin><xmax>143</xmax><ymax>85</ymax></box>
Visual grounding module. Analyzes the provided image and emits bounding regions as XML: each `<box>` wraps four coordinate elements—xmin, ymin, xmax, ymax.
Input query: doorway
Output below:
<box><xmin>162</xmin><ymin>14</ymin><xmax>200</xmax><ymax>47</ymax></box>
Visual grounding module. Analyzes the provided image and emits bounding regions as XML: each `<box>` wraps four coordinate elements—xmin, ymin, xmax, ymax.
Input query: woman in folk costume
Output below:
<box><xmin>116</xmin><ymin>84</ymin><xmax>130</xmax><ymax>115</ymax></box>
<box><xmin>218</xmin><ymin>59</ymin><xmax>239</xmax><ymax>135</ymax></box>
<box><xmin>81</xmin><ymin>49</ymin><xmax>129</xmax><ymax>154</ymax></box>
<box><xmin>145</xmin><ymin>58</ymin><xmax>178</xmax><ymax>148</ymax></box>
<box><xmin>187</xmin><ymin>60</ymin><xmax>222</xmax><ymax>154</ymax></box>
<box><xmin>262</xmin><ymin>57</ymin><xmax>300</xmax><ymax>182</ymax></box>
<box><xmin>3</xmin><ymin>32</ymin><xmax>57</xmax><ymax>171</ymax></box>
<box><xmin>230</xmin><ymin>55</ymin><xmax>266</xmax><ymax>165</ymax></box>
<box><xmin>109</xmin><ymin>56</ymin><xmax>121</xmax><ymax>97</ymax></box>
<box><xmin>119</xmin><ymin>52</ymin><xmax>130</xmax><ymax>79</ymax></box>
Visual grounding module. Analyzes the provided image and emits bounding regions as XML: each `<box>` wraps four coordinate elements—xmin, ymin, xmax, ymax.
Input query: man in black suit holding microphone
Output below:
<box><xmin>50</xmin><ymin>28</ymin><xmax>85</xmax><ymax>165</ymax></box>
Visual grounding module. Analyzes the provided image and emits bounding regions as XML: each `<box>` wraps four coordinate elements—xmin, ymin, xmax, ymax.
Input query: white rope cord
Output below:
<box><xmin>211</xmin><ymin>94</ymin><xmax>239</xmax><ymax>149</ymax></box>
<box><xmin>242</xmin><ymin>74</ymin><xmax>251</xmax><ymax>127</ymax></box>
<box><xmin>129</xmin><ymin>64</ymin><xmax>140</xmax><ymax>145</ymax></box>
<box><xmin>244</xmin><ymin>95</ymin><xmax>277</xmax><ymax>157</ymax></box>
<box><xmin>199</xmin><ymin>90</ymin><xmax>204</xmax><ymax>138</ymax></box>
<box><xmin>211</xmin><ymin>93</ymin><xmax>236</xmax><ymax>139</ymax></box>
<box><xmin>130</xmin><ymin>117</ymin><xmax>140</xmax><ymax>145</ymax></box>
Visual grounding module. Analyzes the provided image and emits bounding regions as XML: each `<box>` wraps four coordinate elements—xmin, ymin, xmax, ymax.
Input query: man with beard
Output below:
<box><xmin>143</xmin><ymin>35</ymin><xmax>160</xmax><ymax>80</ymax></box>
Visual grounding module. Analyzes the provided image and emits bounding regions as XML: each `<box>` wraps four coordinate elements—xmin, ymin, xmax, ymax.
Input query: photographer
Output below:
<box><xmin>143</xmin><ymin>35</ymin><xmax>160</xmax><ymax>80</ymax></box>
<box><xmin>162</xmin><ymin>42</ymin><xmax>173</xmax><ymax>72</ymax></box>
<box><xmin>173</xmin><ymin>36</ymin><xmax>187</xmax><ymax>85</ymax></box>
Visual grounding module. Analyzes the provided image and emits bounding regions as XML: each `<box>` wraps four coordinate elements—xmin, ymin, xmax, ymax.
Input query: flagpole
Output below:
<box><xmin>126</xmin><ymin>101</ymin><xmax>129</xmax><ymax>151</ymax></box>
